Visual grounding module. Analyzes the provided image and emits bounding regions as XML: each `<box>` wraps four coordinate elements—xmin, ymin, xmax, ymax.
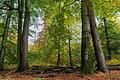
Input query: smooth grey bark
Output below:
<box><xmin>103</xmin><ymin>18</ymin><xmax>111</xmax><ymax>59</ymax></box>
<box><xmin>81</xmin><ymin>0</ymin><xmax>91</xmax><ymax>74</ymax></box>
<box><xmin>0</xmin><ymin>0</ymin><xmax>14</xmax><ymax>71</ymax></box>
<box><xmin>17</xmin><ymin>0</ymin><xmax>30</xmax><ymax>71</ymax></box>
<box><xmin>20</xmin><ymin>0</ymin><xmax>30</xmax><ymax>71</ymax></box>
<box><xmin>87</xmin><ymin>0</ymin><xmax>108</xmax><ymax>72</ymax></box>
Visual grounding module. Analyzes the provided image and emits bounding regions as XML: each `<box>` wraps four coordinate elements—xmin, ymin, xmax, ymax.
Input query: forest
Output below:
<box><xmin>0</xmin><ymin>0</ymin><xmax>120</xmax><ymax>80</ymax></box>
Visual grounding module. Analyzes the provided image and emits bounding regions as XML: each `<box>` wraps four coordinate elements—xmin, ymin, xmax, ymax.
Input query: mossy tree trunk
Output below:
<box><xmin>81</xmin><ymin>0</ymin><xmax>92</xmax><ymax>74</ymax></box>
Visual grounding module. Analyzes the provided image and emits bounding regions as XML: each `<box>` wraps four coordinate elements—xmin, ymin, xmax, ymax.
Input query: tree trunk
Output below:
<box><xmin>0</xmin><ymin>0</ymin><xmax>14</xmax><ymax>71</ymax></box>
<box><xmin>17</xmin><ymin>0</ymin><xmax>30</xmax><ymax>71</ymax></box>
<box><xmin>87</xmin><ymin>0</ymin><xmax>108</xmax><ymax>72</ymax></box>
<box><xmin>20</xmin><ymin>0</ymin><xmax>30</xmax><ymax>71</ymax></box>
<box><xmin>57</xmin><ymin>49</ymin><xmax>60</xmax><ymax>66</ymax></box>
<box><xmin>81</xmin><ymin>0</ymin><xmax>86</xmax><ymax>72</ymax></box>
<box><xmin>69</xmin><ymin>39</ymin><xmax>72</xmax><ymax>66</ymax></box>
<box><xmin>62</xmin><ymin>45</ymin><xmax>64</xmax><ymax>65</ymax></box>
<box><xmin>17</xmin><ymin>0</ymin><xmax>24</xmax><ymax>71</ymax></box>
<box><xmin>81</xmin><ymin>0</ymin><xmax>91</xmax><ymax>74</ymax></box>
<box><xmin>57</xmin><ymin>0</ymin><xmax>61</xmax><ymax>66</ymax></box>
<box><xmin>57</xmin><ymin>40</ymin><xmax>60</xmax><ymax>66</ymax></box>
<box><xmin>103</xmin><ymin>18</ymin><xmax>111</xmax><ymax>59</ymax></box>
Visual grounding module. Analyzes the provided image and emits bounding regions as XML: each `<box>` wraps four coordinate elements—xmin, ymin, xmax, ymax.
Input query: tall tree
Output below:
<box><xmin>0</xmin><ymin>0</ymin><xmax>14</xmax><ymax>71</ymax></box>
<box><xmin>17</xmin><ymin>0</ymin><xmax>30</xmax><ymax>71</ymax></box>
<box><xmin>57</xmin><ymin>0</ymin><xmax>62</xmax><ymax>66</ymax></box>
<box><xmin>68</xmin><ymin>39</ymin><xmax>72</xmax><ymax>66</ymax></box>
<box><xmin>103</xmin><ymin>18</ymin><xmax>111</xmax><ymax>59</ymax></box>
<box><xmin>87</xmin><ymin>0</ymin><xmax>108</xmax><ymax>72</ymax></box>
<box><xmin>21</xmin><ymin>0</ymin><xmax>30</xmax><ymax>71</ymax></box>
<box><xmin>57</xmin><ymin>40</ymin><xmax>60</xmax><ymax>66</ymax></box>
<box><xmin>81</xmin><ymin>0</ymin><xmax>91</xmax><ymax>74</ymax></box>
<box><xmin>17</xmin><ymin>0</ymin><xmax>24</xmax><ymax>71</ymax></box>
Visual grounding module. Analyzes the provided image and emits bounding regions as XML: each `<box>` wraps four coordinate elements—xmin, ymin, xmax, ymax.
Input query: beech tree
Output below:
<box><xmin>17</xmin><ymin>0</ymin><xmax>30</xmax><ymax>71</ymax></box>
<box><xmin>81</xmin><ymin>0</ymin><xmax>93</xmax><ymax>74</ymax></box>
<box><xmin>87</xmin><ymin>0</ymin><xmax>108</xmax><ymax>72</ymax></box>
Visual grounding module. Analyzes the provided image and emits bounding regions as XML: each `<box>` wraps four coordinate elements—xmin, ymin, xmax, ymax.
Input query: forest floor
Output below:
<box><xmin>0</xmin><ymin>66</ymin><xmax>120</xmax><ymax>80</ymax></box>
